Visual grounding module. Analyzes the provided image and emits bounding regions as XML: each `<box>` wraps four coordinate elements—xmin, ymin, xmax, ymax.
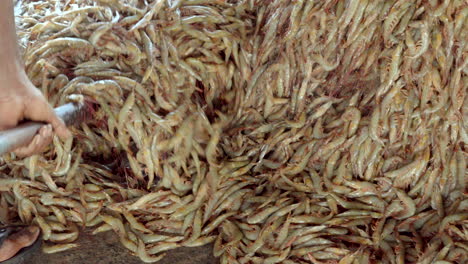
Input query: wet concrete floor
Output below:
<box><xmin>28</xmin><ymin>231</ymin><xmax>217</xmax><ymax>264</ymax></box>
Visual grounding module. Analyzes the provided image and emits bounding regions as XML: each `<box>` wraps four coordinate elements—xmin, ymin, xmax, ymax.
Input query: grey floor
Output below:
<box><xmin>28</xmin><ymin>231</ymin><xmax>217</xmax><ymax>264</ymax></box>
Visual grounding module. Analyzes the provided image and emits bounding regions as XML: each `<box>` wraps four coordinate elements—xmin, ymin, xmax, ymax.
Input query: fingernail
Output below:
<box><xmin>41</xmin><ymin>125</ymin><xmax>51</xmax><ymax>136</ymax></box>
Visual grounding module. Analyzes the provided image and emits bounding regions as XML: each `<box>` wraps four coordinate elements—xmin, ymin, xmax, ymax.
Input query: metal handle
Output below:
<box><xmin>0</xmin><ymin>102</ymin><xmax>87</xmax><ymax>156</ymax></box>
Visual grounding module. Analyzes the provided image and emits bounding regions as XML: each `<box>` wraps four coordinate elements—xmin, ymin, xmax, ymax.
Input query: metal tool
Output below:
<box><xmin>0</xmin><ymin>101</ymin><xmax>91</xmax><ymax>156</ymax></box>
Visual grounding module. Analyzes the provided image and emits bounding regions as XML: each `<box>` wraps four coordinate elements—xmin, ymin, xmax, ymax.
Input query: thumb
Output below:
<box><xmin>47</xmin><ymin>109</ymin><xmax>72</xmax><ymax>140</ymax></box>
<box><xmin>24</xmin><ymin>97</ymin><xmax>72</xmax><ymax>140</ymax></box>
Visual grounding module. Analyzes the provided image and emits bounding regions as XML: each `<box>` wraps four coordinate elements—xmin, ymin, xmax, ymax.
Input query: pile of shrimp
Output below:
<box><xmin>0</xmin><ymin>0</ymin><xmax>466</xmax><ymax>263</ymax></box>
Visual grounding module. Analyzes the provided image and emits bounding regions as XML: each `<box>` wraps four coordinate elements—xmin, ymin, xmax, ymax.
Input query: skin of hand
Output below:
<box><xmin>0</xmin><ymin>0</ymin><xmax>71</xmax><ymax>158</ymax></box>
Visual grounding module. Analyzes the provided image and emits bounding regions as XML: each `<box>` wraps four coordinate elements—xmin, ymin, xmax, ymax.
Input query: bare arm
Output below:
<box><xmin>0</xmin><ymin>0</ymin><xmax>29</xmax><ymax>110</ymax></box>
<box><xmin>0</xmin><ymin>0</ymin><xmax>71</xmax><ymax>157</ymax></box>
<box><xmin>0</xmin><ymin>0</ymin><xmax>23</xmax><ymax>88</ymax></box>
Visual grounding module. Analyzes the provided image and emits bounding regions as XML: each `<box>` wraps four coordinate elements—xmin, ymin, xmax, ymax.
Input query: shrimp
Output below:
<box><xmin>368</xmin><ymin>108</ymin><xmax>384</xmax><ymax>145</ymax></box>
<box><xmin>393</xmin><ymin>189</ymin><xmax>416</xmax><ymax>220</ymax></box>
<box><xmin>42</xmin><ymin>243</ymin><xmax>79</xmax><ymax>254</ymax></box>
<box><xmin>137</xmin><ymin>239</ymin><xmax>166</xmax><ymax>263</ymax></box>
<box><xmin>409</xmin><ymin>21</ymin><xmax>430</xmax><ymax>59</ymax></box>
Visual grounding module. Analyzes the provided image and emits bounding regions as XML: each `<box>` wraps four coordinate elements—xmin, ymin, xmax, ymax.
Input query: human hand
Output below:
<box><xmin>0</xmin><ymin>68</ymin><xmax>71</xmax><ymax>158</ymax></box>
